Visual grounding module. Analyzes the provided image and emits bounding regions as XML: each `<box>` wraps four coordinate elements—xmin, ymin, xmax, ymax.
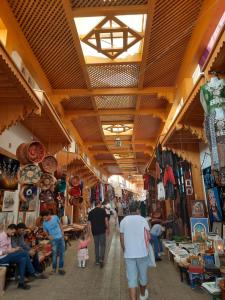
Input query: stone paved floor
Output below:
<box><xmin>3</xmin><ymin>225</ymin><xmax>211</xmax><ymax>300</ymax></box>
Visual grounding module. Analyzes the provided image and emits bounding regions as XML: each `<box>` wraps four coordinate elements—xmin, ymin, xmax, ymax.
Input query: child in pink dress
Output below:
<box><xmin>77</xmin><ymin>232</ymin><xmax>90</xmax><ymax>268</ymax></box>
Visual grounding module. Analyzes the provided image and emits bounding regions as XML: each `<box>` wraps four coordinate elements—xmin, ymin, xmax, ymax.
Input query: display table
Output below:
<box><xmin>201</xmin><ymin>281</ymin><xmax>221</xmax><ymax>300</ymax></box>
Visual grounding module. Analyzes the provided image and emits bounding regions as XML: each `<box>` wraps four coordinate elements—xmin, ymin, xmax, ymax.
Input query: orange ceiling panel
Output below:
<box><xmin>135</xmin><ymin>115</ymin><xmax>162</xmax><ymax>140</ymax></box>
<box><xmin>70</xmin><ymin>0</ymin><xmax>148</xmax><ymax>8</ymax></box>
<box><xmin>7</xmin><ymin>0</ymin><xmax>87</xmax><ymax>89</ymax></box>
<box><xmin>143</xmin><ymin>0</ymin><xmax>203</xmax><ymax>87</ymax></box>
<box><xmin>139</xmin><ymin>95</ymin><xmax>168</xmax><ymax>109</ymax></box>
<box><xmin>87</xmin><ymin>64</ymin><xmax>140</xmax><ymax>88</ymax></box>
<box><xmin>72</xmin><ymin>116</ymin><xmax>103</xmax><ymax>142</ymax></box>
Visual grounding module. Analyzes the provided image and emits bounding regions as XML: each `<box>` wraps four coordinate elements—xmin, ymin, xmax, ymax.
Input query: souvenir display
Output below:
<box><xmin>0</xmin><ymin>154</ymin><xmax>19</xmax><ymax>190</ymax></box>
<box><xmin>25</xmin><ymin>141</ymin><xmax>46</xmax><ymax>164</ymax></box>
<box><xmin>212</xmin><ymin>221</ymin><xmax>222</xmax><ymax>237</ymax></box>
<box><xmin>190</xmin><ymin>200</ymin><xmax>207</xmax><ymax>218</ymax></box>
<box><xmin>69</xmin><ymin>175</ymin><xmax>80</xmax><ymax>187</ymax></box>
<box><xmin>190</xmin><ymin>218</ymin><xmax>209</xmax><ymax>243</ymax></box>
<box><xmin>39</xmin><ymin>173</ymin><xmax>56</xmax><ymax>191</ymax></box>
<box><xmin>25</xmin><ymin>211</ymin><xmax>37</xmax><ymax>227</ymax></box>
<box><xmin>207</xmin><ymin>187</ymin><xmax>222</xmax><ymax>223</ymax></box>
<box><xmin>40</xmin><ymin>155</ymin><xmax>58</xmax><ymax>174</ymax></box>
<box><xmin>16</xmin><ymin>141</ymin><xmax>46</xmax><ymax>164</ymax></box>
<box><xmin>18</xmin><ymin>164</ymin><xmax>42</xmax><ymax>185</ymax></box>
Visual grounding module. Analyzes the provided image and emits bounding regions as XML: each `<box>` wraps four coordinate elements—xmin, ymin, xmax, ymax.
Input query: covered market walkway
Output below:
<box><xmin>3</xmin><ymin>225</ymin><xmax>209</xmax><ymax>300</ymax></box>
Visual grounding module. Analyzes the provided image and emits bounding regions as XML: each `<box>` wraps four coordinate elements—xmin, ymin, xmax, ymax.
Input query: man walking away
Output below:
<box><xmin>120</xmin><ymin>201</ymin><xmax>150</xmax><ymax>300</ymax></box>
<box><xmin>88</xmin><ymin>201</ymin><xmax>109</xmax><ymax>268</ymax></box>
<box><xmin>42</xmin><ymin>210</ymin><xmax>66</xmax><ymax>275</ymax></box>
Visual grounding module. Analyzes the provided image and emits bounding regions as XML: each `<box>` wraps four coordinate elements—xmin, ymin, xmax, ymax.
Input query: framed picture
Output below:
<box><xmin>19</xmin><ymin>185</ymin><xmax>38</xmax><ymax>212</ymax></box>
<box><xmin>212</xmin><ymin>221</ymin><xmax>222</xmax><ymax>237</ymax></box>
<box><xmin>207</xmin><ymin>187</ymin><xmax>222</xmax><ymax>223</ymax></box>
<box><xmin>2</xmin><ymin>191</ymin><xmax>16</xmax><ymax>212</ymax></box>
<box><xmin>25</xmin><ymin>212</ymin><xmax>37</xmax><ymax>228</ymax></box>
<box><xmin>0</xmin><ymin>154</ymin><xmax>19</xmax><ymax>190</ymax></box>
<box><xmin>190</xmin><ymin>200</ymin><xmax>207</xmax><ymax>218</ymax></box>
<box><xmin>6</xmin><ymin>212</ymin><xmax>14</xmax><ymax>226</ymax></box>
<box><xmin>190</xmin><ymin>217</ymin><xmax>209</xmax><ymax>243</ymax></box>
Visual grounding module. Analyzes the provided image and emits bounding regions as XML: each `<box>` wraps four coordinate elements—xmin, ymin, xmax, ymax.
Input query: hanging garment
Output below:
<box><xmin>200</xmin><ymin>77</ymin><xmax>225</xmax><ymax>115</ymax></box>
<box><xmin>155</xmin><ymin>162</ymin><xmax>161</xmax><ymax>182</ymax></box>
<box><xmin>163</xmin><ymin>165</ymin><xmax>176</xmax><ymax>186</ymax></box>
<box><xmin>157</xmin><ymin>182</ymin><xmax>165</xmax><ymax>201</ymax></box>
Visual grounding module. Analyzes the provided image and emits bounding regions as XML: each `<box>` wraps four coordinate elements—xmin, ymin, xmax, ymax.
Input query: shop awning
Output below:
<box><xmin>0</xmin><ymin>42</ymin><xmax>41</xmax><ymax>134</ymax></box>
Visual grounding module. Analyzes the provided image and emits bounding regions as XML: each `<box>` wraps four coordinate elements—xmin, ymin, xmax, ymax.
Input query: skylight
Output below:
<box><xmin>74</xmin><ymin>14</ymin><xmax>146</xmax><ymax>62</ymax></box>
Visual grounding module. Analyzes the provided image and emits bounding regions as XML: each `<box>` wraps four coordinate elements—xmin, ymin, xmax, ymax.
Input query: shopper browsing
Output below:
<box><xmin>150</xmin><ymin>221</ymin><xmax>165</xmax><ymax>261</ymax></box>
<box><xmin>77</xmin><ymin>232</ymin><xmax>90</xmax><ymax>268</ymax></box>
<box><xmin>41</xmin><ymin>210</ymin><xmax>66</xmax><ymax>275</ymax></box>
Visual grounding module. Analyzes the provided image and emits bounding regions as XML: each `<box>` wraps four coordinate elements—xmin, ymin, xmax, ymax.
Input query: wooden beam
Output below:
<box><xmin>72</xmin><ymin>5</ymin><xmax>148</xmax><ymax>17</ymax></box>
<box><xmin>66</xmin><ymin>108</ymin><xmax>167</xmax><ymax>121</ymax></box>
<box><xmin>90</xmin><ymin>149</ymin><xmax>152</xmax><ymax>155</ymax></box>
<box><xmin>52</xmin><ymin>87</ymin><xmax>175</xmax><ymax>103</ymax></box>
<box><xmin>86</xmin><ymin>139</ymin><xmax>156</xmax><ymax>147</ymax></box>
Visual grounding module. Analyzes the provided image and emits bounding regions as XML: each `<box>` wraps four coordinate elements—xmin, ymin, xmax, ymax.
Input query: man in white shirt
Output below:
<box><xmin>150</xmin><ymin>222</ymin><xmax>164</xmax><ymax>261</ymax></box>
<box><xmin>120</xmin><ymin>201</ymin><xmax>150</xmax><ymax>300</ymax></box>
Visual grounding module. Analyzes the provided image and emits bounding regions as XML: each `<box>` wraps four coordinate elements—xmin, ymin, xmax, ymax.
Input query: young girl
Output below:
<box><xmin>77</xmin><ymin>232</ymin><xmax>90</xmax><ymax>268</ymax></box>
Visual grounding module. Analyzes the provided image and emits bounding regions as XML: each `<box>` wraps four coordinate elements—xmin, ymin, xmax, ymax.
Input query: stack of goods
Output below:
<box><xmin>16</xmin><ymin>142</ymin><xmax>60</xmax><ymax>217</ymax></box>
<box><xmin>17</xmin><ymin>142</ymin><xmax>45</xmax><ymax>216</ymax></box>
<box><xmin>39</xmin><ymin>155</ymin><xmax>58</xmax><ymax>214</ymax></box>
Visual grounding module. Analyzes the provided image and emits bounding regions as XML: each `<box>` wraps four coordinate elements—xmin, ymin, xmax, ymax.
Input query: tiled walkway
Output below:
<box><xmin>3</xmin><ymin>226</ymin><xmax>210</xmax><ymax>300</ymax></box>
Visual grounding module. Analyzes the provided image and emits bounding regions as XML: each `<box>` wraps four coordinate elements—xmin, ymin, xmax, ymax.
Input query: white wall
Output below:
<box><xmin>0</xmin><ymin>123</ymin><xmax>34</xmax><ymax>156</ymax></box>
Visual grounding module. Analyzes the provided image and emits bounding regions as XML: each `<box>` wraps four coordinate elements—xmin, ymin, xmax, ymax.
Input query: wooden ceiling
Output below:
<box><xmin>6</xmin><ymin>0</ymin><xmax>212</xmax><ymax>177</ymax></box>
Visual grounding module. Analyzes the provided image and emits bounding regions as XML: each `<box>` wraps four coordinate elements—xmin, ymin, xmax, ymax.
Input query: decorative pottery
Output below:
<box><xmin>16</xmin><ymin>143</ymin><xmax>30</xmax><ymax>165</ymax></box>
<box><xmin>41</xmin><ymin>156</ymin><xmax>58</xmax><ymax>174</ymax></box>
<box><xmin>68</xmin><ymin>186</ymin><xmax>81</xmax><ymax>197</ymax></box>
<box><xmin>16</xmin><ymin>142</ymin><xmax>46</xmax><ymax>165</ymax></box>
<box><xmin>18</xmin><ymin>164</ymin><xmax>42</xmax><ymax>185</ymax></box>
<box><xmin>69</xmin><ymin>175</ymin><xmax>80</xmax><ymax>187</ymax></box>
<box><xmin>39</xmin><ymin>190</ymin><xmax>55</xmax><ymax>203</ymax></box>
<box><xmin>39</xmin><ymin>173</ymin><xmax>56</xmax><ymax>191</ymax></box>
<box><xmin>26</xmin><ymin>141</ymin><xmax>46</xmax><ymax>163</ymax></box>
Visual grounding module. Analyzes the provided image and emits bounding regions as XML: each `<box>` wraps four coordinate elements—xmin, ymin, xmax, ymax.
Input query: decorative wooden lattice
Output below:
<box><xmin>100</xmin><ymin>115</ymin><xmax>134</xmax><ymax>122</ymax></box>
<box><xmin>95</xmin><ymin>95</ymin><xmax>136</xmax><ymax>109</ymax></box>
<box><xmin>143</xmin><ymin>0</ymin><xmax>203</xmax><ymax>87</ymax></box>
<box><xmin>72</xmin><ymin>117</ymin><xmax>103</xmax><ymax>142</ymax></box>
<box><xmin>61</xmin><ymin>97</ymin><xmax>94</xmax><ymax>110</ymax></box>
<box><xmin>70</xmin><ymin>0</ymin><xmax>148</xmax><ymax>8</ymax></box>
<box><xmin>87</xmin><ymin>64</ymin><xmax>140</xmax><ymax>88</ymax></box>
<box><xmin>7</xmin><ymin>0</ymin><xmax>87</xmax><ymax>89</ymax></box>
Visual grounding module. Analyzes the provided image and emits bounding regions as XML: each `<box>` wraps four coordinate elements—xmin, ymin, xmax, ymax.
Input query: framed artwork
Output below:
<box><xmin>19</xmin><ymin>185</ymin><xmax>38</xmax><ymax>211</ymax></box>
<box><xmin>2</xmin><ymin>191</ymin><xmax>16</xmax><ymax>212</ymax></box>
<box><xmin>207</xmin><ymin>187</ymin><xmax>222</xmax><ymax>223</ymax></box>
<box><xmin>190</xmin><ymin>217</ymin><xmax>209</xmax><ymax>243</ymax></box>
<box><xmin>25</xmin><ymin>212</ymin><xmax>37</xmax><ymax>228</ymax></box>
<box><xmin>190</xmin><ymin>200</ymin><xmax>207</xmax><ymax>218</ymax></box>
<box><xmin>0</xmin><ymin>154</ymin><xmax>19</xmax><ymax>190</ymax></box>
<box><xmin>212</xmin><ymin>221</ymin><xmax>222</xmax><ymax>237</ymax></box>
